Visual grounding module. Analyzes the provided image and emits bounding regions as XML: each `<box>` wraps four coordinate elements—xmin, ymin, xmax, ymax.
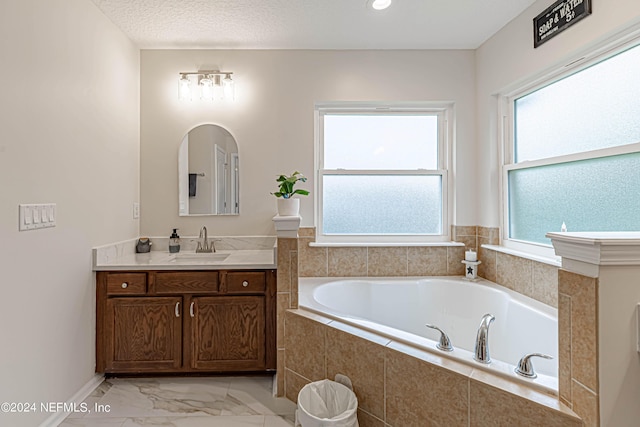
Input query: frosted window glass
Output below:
<box><xmin>508</xmin><ymin>152</ymin><xmax>640</xmax><ymax>245</ymax></box>
<box><xmin>515</xmin><ymin>44</ymin><xmax>640</xmax><ymax>162</ymax></box>
<box><xmin>323</xmin><ymin>175</ymin><xmax>442</xmax><ymax>234</ymax></box>
<box><xmin>324</xmin><ymin>115</ymin><xmax>438</xmax><ymax>169</ymax></box>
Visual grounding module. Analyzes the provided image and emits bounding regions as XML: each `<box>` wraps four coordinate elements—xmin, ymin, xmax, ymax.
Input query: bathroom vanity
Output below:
<box><xmin>93</xmin><ymin>244</ymin><xmax>277</xmax><ymax>375</ymax></box>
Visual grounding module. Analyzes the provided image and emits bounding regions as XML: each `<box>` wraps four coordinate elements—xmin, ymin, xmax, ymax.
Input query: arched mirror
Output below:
<box><xmin>178</xmin><ymin>124</ymin><xmax>239</xmax><ymax>216</ymax></box>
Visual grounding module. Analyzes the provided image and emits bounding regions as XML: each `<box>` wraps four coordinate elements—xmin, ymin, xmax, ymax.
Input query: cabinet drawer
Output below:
<box><xmin>155</xmin><ymin>271</ymin><xmax>219</xmax><ymax>294</ymax></box>
<box><xmin>227</xmin><ymin>272</ymin><xmax>266</xmax><ymax>293</ymax></box>
<box><xmin>106</xmin><ymin>273</ymin><xmax>147</xmax><ymax>295</ymax></box>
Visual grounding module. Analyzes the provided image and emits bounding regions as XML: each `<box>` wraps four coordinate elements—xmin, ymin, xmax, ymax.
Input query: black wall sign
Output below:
<box><xmin>534</xmin><ymin>0</ymin><xmax>592</xmax><ymax>48</ymax></box>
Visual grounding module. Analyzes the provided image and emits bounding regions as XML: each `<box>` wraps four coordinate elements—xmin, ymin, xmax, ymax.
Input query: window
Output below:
<box><xmin>316</xmin><ymin>103</ymin><xmax>452</xmax><ymax>243</ymax></box>
<box><xmin>503</xmin><ymin>42</ymin><xmax>640</xmax><ymax>249</ymax></box>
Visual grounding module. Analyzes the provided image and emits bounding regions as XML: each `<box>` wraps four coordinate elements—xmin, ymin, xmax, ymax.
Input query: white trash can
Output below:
<box><xmin>295</xmin><ymin>379</ymin><xmax>359</xmax><ymax>427</ymax></box>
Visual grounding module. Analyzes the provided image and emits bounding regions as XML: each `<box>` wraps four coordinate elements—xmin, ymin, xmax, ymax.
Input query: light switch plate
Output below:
<box><xmin>133</xmin><ymin>202</ymin><xmax>140</xmax><ymax>219</ymax></box>
<box><xmin>19</xmin><ymin>204</ymin><xmax>56</xmax><ymax>231</ymax></box>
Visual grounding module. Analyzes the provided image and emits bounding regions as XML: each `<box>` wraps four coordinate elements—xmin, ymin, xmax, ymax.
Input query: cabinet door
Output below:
<box><xmin>105</xmin><ymin>297</ymin><xmax>182</xmax><ymax>372</ymax></box>
<box><xmin>190</xmin><ymin>296</ymin><xmax>265</xmax><ymax>371</ymax></box>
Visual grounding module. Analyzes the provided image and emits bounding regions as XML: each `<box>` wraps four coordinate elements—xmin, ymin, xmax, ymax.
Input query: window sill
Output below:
<box><xmin>481</xmin><ymin>244</ymin><xmax>561</xmax><ymax>267</ymax></box>
<box><xmin>309</xmin><ymin>241</ymin><xmax>465</xmax><ymax>248</ymax></box>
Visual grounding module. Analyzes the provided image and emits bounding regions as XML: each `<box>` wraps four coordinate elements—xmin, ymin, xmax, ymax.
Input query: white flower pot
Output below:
<box><xmin>277</xmin><ymin>198</ymin><xmax>300</xmax><ymax>216</ymax></box>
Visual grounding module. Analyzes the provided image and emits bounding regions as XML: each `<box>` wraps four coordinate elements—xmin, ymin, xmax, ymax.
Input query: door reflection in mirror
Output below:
<box><xmin>178</xmin><ymin>124</ymin><xmax>239</xmax><ymax>215</ymax></box>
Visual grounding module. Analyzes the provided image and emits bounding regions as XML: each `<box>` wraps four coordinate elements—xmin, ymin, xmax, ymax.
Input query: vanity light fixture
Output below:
<box><xmin>177</xmin><ymin>71</ymin><xmax>235</xmax><ymax>101</ymax></box>
<box><xmin>370</xmin><ymin>0</ymin><xmax>392</xmax><ymax>10</ymax></box>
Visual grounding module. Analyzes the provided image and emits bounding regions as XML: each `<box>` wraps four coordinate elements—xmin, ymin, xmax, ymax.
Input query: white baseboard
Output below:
<box><xmin>39</xmin><ymin>373</ymin><xmax>105</xmax><ymax>427</ymax></box>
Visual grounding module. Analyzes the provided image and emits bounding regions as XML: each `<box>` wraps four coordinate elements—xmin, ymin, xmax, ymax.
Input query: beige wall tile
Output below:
<box><xmin>276</xmin><ymin>237</ymin><xmax>297</xmax><ymax>292</ymax></box>
<box><xmin>447</xmin><ymin>246</ymin><xmax>466</xmax><ymax>275</ymax></box>
<box><xmin>572</xmin><ymin>379</ymin><xmax>599</xmax><ymax>427</ymax></box>
<box><xmin>277</xmin><ymin>293</ymin><xmax>290</xmax><ymax>349</ymax></box>
<box><xmin>453</xmin><ymin>225</ymin><xmax>477</xmax><ymax>237</ymax></box>
<box><xmin>298</xmin><ymin>237</ymin><xmax>328</xmax><ymax>277</ymax></box>
<box><xmin>367</xmin><ymin>247</ymin><xmax>407</xmax><ymax>276</ymax></box>
<box><xmin>298</xmin><ymin>227</ymin><xmax>316</xmax><ymax>238</ymax></box>
<box><xmin>284</xmin><ymin>368</ymin><xmax>310</xmax><ymax>403</ymax></box>
<box><xmin>356</xmin><ymin>408</ymin><xmax>385</xmax><ymax>427</ymax></box>
<box><xmin>328</xmin><ymin>247</ymin><xmax>367</xmax><ymax>277</ymax></box>
<box><xmin>456</xmin><ymin>235</ymin><xmax>478</xmax><ymax>251</ymax></box>
<box><xmin>276</xmin><ymin>349</ymin><xmax>285</xmax><ymax>397</ymax></box>
<box><xmin>469</xmin><ymin>379</ymin><xmax>582</xmax><ymax>427</ymax></box>
<box><xmin>571</xmin><ymin>289</ymin><xmax>598</xmax><ymax>393</ymax></box>
<box><xmin>291</xmin><ymin>250</ymin><xmax>299</xmax><ymax>308</ymax></box>
<box><xmin>558</xmin><ymin>293</ymin><xmax>572</xmax><ymax>405</ymax></box>
<box><xmin>285</xmin><ymin>311</ymin><xmax>326</xmax><ymax>381</ymax></box>
<box><xmin>559</xmin><ymin>270</ymin><xmax>599</xmax><ymax>393</ymax></box>
<box><xmin>533</xmin><ymin>261</ymin><xmax>559</xmax><ymax>308</ymax></box>
<box><xmin>496</xmin><ymin>252</ymin><xmax>533</xmax><ymax>295</ymax></box>
<box><xmin>478</xmin><ymin>245</ymin><xmax>497</xmax><ymax>282</ymax></box>
<box><xmin>478</xmin><ymin>226</ymin><xmax>500</xmax><ymax>244</ymax></box>
<box><xmin>385</xmin><ymin>347</ymin><xmax>469</xmax><ymax>426</ymax></box>
<box><xmin>407</xmin><ymin>246</ymin><xmax>448</xmax><ymax>275</ymax></box>
<box><xmin>326</xmin><ymin>326</ymin><xmax>385</xmax><ymax>419</ymax></box>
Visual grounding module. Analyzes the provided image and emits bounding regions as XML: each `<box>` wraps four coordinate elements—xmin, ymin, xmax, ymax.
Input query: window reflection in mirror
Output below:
<box><xmin>178</xmin><ymin>124</ymin><xmax>239</xmax><ymax>215</ymax></box>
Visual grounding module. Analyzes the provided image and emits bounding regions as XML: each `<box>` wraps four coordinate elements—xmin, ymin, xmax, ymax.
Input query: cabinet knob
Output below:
<box><xmin>121</xmin><ymin>282</ymin><xmax>128</xmax><ymax>289</ymax></box>
<box><xmin>242</xmin><ymin>280</ymin><xmax>249</xmax><ymax>287</ymax></box>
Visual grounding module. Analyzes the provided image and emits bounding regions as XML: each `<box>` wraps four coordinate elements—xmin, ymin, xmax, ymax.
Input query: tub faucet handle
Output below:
<box><xmin>514</xmin><ymin>353</ymin><xmax>553</xmax><ymax>379</ymax></box>
<box><xmin>425</xmin><ymin>324</ymin><xmax>453</xmax><ymax>352</ymax></box>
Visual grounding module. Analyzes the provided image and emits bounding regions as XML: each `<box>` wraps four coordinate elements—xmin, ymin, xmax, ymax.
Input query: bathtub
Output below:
<box><xmin>299</xmin><ymin>276</ymin><xmax>558</xmax><ymax>392</ymax></box>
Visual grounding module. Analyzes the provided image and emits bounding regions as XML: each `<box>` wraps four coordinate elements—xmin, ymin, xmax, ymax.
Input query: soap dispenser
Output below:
<box><xmin>169</xmin><ymin>228</ymin><xmax>181</xmax><ymax>253</ymax></box>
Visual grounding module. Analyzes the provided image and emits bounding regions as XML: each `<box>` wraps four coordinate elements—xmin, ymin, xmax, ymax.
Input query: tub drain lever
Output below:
<box><xmin>425</xmin><ymin>324</ymin><xmax>454</xmax><ymax>352</ymax></box>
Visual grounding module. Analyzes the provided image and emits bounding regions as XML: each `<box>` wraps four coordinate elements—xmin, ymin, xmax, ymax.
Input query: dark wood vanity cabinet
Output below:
<box><xmin>96</xmin><ymin>269</ymin><xmax>276</xmax><ymax>374</ymax></box>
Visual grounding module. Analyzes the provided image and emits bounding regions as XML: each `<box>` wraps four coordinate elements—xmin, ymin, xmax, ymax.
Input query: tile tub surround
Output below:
<box><xmin>297</xmin><ymin>227</ymin><xmax>466</xmax><ymax>277</ymax></box>
<box><xmin>284</xmin><ymin>310</ymin><xmax>582</xmax><ymax>427</ymax></box>
<box><xmin>557</xmin><ymin>269</ymin><xmax>600</xmax><ymax>427</ymax></box>
<box><xmin>59</xmin><ymin>376</ymin><xmax>296</xmax><ymax>427</ymax></box>
<box><xmin>276</xmin><ymin>236</ymin><xmax>299</xmax><ymax>396</ymax></box>
<box><xmin>477</xmin><ymin>245</ymin><xmax>559</xmax><ymax>308</ymax></box>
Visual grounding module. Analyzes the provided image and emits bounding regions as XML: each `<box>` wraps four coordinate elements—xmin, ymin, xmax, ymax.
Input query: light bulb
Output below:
<box><xmin>222</xmin><ymin>74</ymin><xmax>235</xmax><ymax>101</ymax></box>
<box><xmin>199</xmin><ymin>75</ymin><xmax>214</xmax><ymax>101</ymax></box>
<box><xmin>178</xmin><ymin>74</ymin><xmax>192</xmax><ymax>101</ymax></box>
<box><xmin>371</xmin><ymin>0</ymin><xmax>391</xmax><ymax>10</ymax></box>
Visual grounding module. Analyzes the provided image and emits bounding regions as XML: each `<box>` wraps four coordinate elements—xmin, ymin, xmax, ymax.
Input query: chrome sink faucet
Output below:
<box><xmin>196</xmin><ymin>226</ymin><xmax>212</xmax><ymax>253</ymax></box>
<box><xmin>474</xmin><ymin>313</ymin><xmax>495</xmax><ymax>364</ymax></box>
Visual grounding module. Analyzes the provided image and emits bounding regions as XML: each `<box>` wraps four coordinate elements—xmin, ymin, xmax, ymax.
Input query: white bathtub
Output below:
<box><xmin>299</xmin><ymin>276</ymin><xmax>558</xmax><ymax>391</ymax></box>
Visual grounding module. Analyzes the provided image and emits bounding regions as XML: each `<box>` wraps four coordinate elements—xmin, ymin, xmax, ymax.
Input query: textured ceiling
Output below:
<box><xmin>90</xmin><ymin>0</ymin><xmax>538</xmax><ymax>49</ymax></box>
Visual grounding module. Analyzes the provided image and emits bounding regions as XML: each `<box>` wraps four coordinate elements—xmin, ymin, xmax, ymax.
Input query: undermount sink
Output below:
<box><xmin>168</xmin><ymin>252</ymin><xmax>229</xmax><ymax>262</ymax></box>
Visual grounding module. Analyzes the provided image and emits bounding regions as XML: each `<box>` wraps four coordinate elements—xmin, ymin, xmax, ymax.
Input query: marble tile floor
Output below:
<box><xmin>59</xmin><ymin>376</ymin><xmax>297</xmax><ymax>427</ymax></box>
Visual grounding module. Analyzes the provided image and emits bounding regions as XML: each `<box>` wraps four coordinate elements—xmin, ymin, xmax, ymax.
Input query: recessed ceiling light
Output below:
<box><xmin>370</xmin><ymin>0</ymin><xmax>392</xmax><ymax>11</ymax></box>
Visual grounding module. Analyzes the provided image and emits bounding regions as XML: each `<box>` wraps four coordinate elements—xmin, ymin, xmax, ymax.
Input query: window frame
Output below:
<box><xmin>499</xmin><ymin>33</ymin><xmax>640</xmax><ymax>256</ymax></box>
<box><xmin>314</xmin><ymin>102</ymin><xmax>454</xmax><ymax>244</ymax></box>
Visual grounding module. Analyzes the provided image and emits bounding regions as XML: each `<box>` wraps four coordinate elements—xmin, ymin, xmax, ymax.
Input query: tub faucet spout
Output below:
<box><xmin>474</xmin><ymin>313</ymin><xmax>495</xmax><ymax>364</ymax></box>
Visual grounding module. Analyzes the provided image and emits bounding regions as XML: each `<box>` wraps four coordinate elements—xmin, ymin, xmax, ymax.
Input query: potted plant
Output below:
<box><xmin>272</xmin><ymin>171</ymin><xmax>310</xmax><ymax>216</ymax></box>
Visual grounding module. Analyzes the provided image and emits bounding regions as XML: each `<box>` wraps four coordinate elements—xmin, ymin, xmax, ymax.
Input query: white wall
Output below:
<box><xmin>475</xmin><ymin>0</ymin><xmax>640</xmax><ymax>228</ymax></box>
<box><xmin>140</xmin><ymin>49</ymin><xmax>477</xmax><ymax>237</ymax></box>
<box><xmin>599</xmin><ymin>266</ymin><xmax>640</xmax><ymax>426</ymax></box>
<box><xmin>0</xmin><ymin>1</ymin><xmax>139</xmax><ymax>425</ymax></box>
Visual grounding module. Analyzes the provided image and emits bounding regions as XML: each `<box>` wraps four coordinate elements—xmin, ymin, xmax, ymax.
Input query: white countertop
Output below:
<box><xmin>93</xmin><ymin>249</ymin><xmax>276</xmax><ymax>271</ymax></box>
